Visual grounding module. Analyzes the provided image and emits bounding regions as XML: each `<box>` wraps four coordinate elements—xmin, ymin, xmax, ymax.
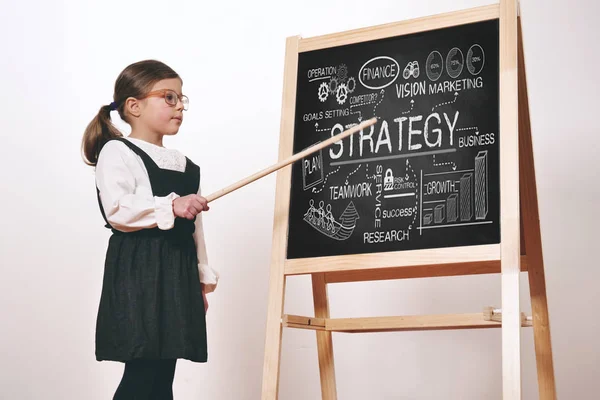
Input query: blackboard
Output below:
<box><xmin>286</xmin><ymin>19</ymin><xmax>500</xmax><ymax>259</ymax></box>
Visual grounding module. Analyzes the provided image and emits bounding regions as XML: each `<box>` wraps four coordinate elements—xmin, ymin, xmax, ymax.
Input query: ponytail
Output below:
<box><xmin>81</xmin><ymin>104</ymin><xmax>123</xmax><ymax>166</ymax></box>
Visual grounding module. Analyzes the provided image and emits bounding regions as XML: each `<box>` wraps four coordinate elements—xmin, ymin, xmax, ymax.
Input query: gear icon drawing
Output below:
<box><xmin>318</xmin><ymin>82</ymin><xmax>329</xmax><ymax>102</ymax></box>
<box><xmin>336</xmin><ymin>83</ymin><xmax>348</xmax><ymax>105</ymax></box>
<box><xmin>346</xmin><ymin>76</ymin><xmax>357</xmax><ymax>93</ymax></box>
<box><xmin>337</xmin><ymin>63</ymin><xmax>348</xmax><ymax>82</ymax></box>
<box><xmin>328</xmin><ymin>77</ymin><xmax>339</xmax><ymax>94</ymax></box>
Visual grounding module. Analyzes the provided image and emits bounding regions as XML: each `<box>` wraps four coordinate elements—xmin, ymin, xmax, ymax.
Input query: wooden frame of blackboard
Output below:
<box><xmin>260</xmin><ymin>2</ymin><xmax>556</xmax><ymax>399</ymax></box>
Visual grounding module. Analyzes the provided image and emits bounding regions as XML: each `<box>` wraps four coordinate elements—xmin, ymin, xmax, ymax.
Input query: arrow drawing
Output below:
<box><xmin>314</xmin><ymin>122</ymin><xmax>330</xmax><ymax>133</ymax></box>
<box><xmin>345</xmin><ymin>164</ymin><xmax>362</xmax><ymax>185</ymax></box>
<box><xmin>312</xmin><ymin>167</ymin><xmax>341</xmax><ymax>193</ymax></box>
<box><xmin>432</xmin><ymin>92</ymin><xmax>459</xmax><ymax>111</ymax></box>
<box><xmin>365</xmin><ymin>164</ymin><xmax>376</xmax><ymax>180</ymax></box>
<box><xmin>402</xmin><ymin>99</ymin><xmax>415</xmax><ymax>115</ymax></box>
<box><xmin>350</xmin><ymin>109</ymin><xmax>363</xmax><ymax>121</ymax></box>
<box><xmin>433</xmin><ymin>154</ymin><xmax>457</xmax><ymax>170</ymax></box>
<box><xmin>373</xmin><ymin>89</ymin><xmax>385</xmax><ymax>116</ymax></box>
<box><xmin>456</xmin><ymin>126</ymin><xmax>478</xmax><ymax>132</ymax></box>
<box><xmin>405</xmin><ymin>159</ymin><xmax>419</xmax><ymax>229</ymax></box>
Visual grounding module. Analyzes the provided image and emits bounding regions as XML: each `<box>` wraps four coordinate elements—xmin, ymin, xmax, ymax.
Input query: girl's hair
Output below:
<box><xmin>81</xmin><ymin>59</ymin><xmax>181</xmax><ymax>166</ymax></box>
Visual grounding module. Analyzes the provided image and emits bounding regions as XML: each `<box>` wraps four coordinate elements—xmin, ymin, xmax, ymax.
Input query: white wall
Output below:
<box><xmin>1</xmin><ymin>0</ymin><xmax>598</xmax><ymax>398</ymax></box>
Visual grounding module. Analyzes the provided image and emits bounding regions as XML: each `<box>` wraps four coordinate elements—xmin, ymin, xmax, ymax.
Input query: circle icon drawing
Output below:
<box><xmin>446</xmin><ymin>47</ymin><xmax>464</xmax><ymax>79</ymax></box>
<box><xmin>347</xmin><ymin>76</ymin><xmax>357</xmax><ymax>93</ymax></box>
<box><xmin>337</xmin><ymin>63</ymin><xmax>348</xmax><ymax>82</ymax></box>
<box><xmin>426</xmin><ymin>51</ymin><xmax>444</xmax><ymax>81</ymax></box>
<box><xmin>466</xmin><ymin>44</ymin><xmax>485</xmax><ymax>75</ymax></box>
<box><xmin>318</xmin><ymin>82</ymin><xmax>329</xmax><ymax>102</ymax></box>
<box><xmin>336</xmin><ymin>84</ymin><xmax>348</xmax><ymax>105</ymax></box>
<box><xmin>328</xmin><ymin>77</ymin><xmax>339</xmax><ymax>94</ymax></box>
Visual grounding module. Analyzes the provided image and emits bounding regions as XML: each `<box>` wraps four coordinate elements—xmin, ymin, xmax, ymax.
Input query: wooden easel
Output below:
<box><xmin>260</xmin><ymin>1</ymin><xmax>556</xmax><ymax>399</ymax></box>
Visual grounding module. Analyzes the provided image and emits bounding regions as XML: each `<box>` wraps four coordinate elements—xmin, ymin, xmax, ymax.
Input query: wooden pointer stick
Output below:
<box><xmin>205</xmin><ymin>117</ymin><xmax>378</xmax><ymax>203</ymax></box>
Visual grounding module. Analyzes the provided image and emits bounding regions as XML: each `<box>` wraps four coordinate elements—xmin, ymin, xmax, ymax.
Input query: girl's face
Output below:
<box><xmin>138</xmin><ymin>78</ymin><xmax>186</xmax><ymax>137</ymax></box>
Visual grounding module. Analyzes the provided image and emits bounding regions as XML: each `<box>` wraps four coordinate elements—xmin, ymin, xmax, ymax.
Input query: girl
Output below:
<box><xmin>82</xmin><ymin>59</ymin><xmax>219</xmax><ymax>399</ymax></box>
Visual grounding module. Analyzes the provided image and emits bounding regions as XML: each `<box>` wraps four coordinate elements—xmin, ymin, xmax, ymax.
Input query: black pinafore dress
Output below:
<box><xmin>95</xmin><ymin>138</ymin><xmax>207</xmax><ymax>363</ymax></box>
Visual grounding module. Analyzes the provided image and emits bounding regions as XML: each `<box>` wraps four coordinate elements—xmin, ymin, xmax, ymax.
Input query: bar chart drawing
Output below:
<box><xmin>447</xmin><ymin>194</ymin><xmax>458</xmax><ymax>222</ymax></box>
<box><xmin>424</xmin><ymin>213</ymin><xmax>433</xmax><ymax>225</ymax></box>
<box><xmin>434</xmin><ymin>205</ymin><xmax>445</xmax><ymax>223</ymax></box>
<box><xmin>460</xmin><ymin>172</ymin><xmax>473</xmax><ymax>221</ymax></box>
<box><xmin>419</xmin><ymin>152</ymin><xmax>494</xmax><ymax>234</ymax></box>
<box><xmin>475</xmin><ymin>150</ymin><xmax>489</xmax><ymax>220</ymax></box>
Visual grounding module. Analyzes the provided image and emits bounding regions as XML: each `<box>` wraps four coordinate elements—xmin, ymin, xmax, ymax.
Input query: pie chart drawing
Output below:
<box><xmin>426</xmin><ymin>51</ymin><xmax>444</xmax><ymax>81</ymax></box>
<box><xmin>466</xmin><ymin>44</ymin><xmax>485</xmax><ymax>76</ymax></box>
<box><xmin>446</xmin><ymin>47</ymin><xmax>464</xmax><ymax>79</ymax></box>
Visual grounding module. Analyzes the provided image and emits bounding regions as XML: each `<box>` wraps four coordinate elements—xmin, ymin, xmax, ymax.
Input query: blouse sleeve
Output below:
<box><xmin>193</xmin><ymin>183</ymin><xmax>219</xmax><ymax>293</ymax></box>
<box><xmin>95</xmin><ymin>140</ymin><xmax>180</xmax><ymax>232</ymax></box>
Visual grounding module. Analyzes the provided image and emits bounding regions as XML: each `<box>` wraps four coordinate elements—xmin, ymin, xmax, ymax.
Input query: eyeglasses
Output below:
<box><xmin>142</xmin><ymin>89</ymin><xmax>189</xmax><ymax>111</ymax></box>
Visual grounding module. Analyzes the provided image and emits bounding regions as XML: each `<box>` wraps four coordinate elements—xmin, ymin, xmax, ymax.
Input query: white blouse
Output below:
<box><xmin>95</xmin><ymin>137</ymin><xmax>219</xmax><ymax>293</ymax></box>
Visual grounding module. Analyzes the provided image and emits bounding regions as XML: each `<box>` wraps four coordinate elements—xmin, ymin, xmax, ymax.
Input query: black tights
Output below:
<box><xmin>113</xmin><ymin>359</ymin><xmax>177</xmax><ymax>400</ymax></box>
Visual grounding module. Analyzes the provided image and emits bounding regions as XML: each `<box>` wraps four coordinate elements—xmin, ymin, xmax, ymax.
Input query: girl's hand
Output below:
<box><xmin>173</xmin><ymin>194</ymin><xmax>209</xmax><ymax>220</ymax></box>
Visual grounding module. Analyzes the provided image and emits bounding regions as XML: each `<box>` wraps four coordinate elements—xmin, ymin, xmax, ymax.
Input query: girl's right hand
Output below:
<box><xmin>173</xmin><ymin>194</ymin><xmax>209</xmax><ymax>220</ymax></box>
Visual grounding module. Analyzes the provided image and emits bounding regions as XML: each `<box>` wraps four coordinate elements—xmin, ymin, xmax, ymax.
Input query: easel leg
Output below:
<box><xmin>261</xmin><ymin>34</ymin><xmax>300</xmax><ymax>400</ymax></box>
<box><xmin>312</xmin><ymin>274</ymin><xmax>337</xmax><ymax>399</ymax></box>
<box><xmin>518</xmin><ymin>18</ymin><xmax>558</xmax><ymax>400</ymax></box>
<box><xmin>501</xmin><ymin>251</ymin><xmax>522</xmax><ymax>400</ymax></box>
<box><xmin>261</xmin><ymin>272</ymin><xmax>287</xmax><ymax>399</ymax></box>
<box><xmin>499</xmin><ymin>1</ymin><xmax>522</xmax><ymax>398</ymax></box>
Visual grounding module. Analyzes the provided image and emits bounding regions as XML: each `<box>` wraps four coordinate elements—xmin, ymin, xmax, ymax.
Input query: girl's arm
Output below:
<box><xmin>96</xmin><ymin>140</ymin><xmax>179</xmax><ymax>231</ymax></box>
<box><xmin>194</xmin><ymin>183</ymin><xmax>219</xmax><ymax>293</ymax></box>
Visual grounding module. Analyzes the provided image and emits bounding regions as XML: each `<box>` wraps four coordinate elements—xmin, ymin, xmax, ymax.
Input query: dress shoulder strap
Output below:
<box><xmin>185</xmin><ymin>157</ymin><xmax>201</xmax><ymax>195</ymax></box>
<box><xmin>96</xmin><ymin>186</ymin><xmax>111</xmax><ymax>229</ymax></box>
<box><xmin>95</xmin><ymin>137</ymin><xmax>158</xmax><ymax>230</ymax></box>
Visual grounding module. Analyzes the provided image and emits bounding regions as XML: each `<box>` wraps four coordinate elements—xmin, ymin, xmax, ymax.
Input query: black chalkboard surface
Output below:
<box><xmin>286</xmin><ymin>19</ymin><xmax>500</xmax><ymax>259</ymax></box>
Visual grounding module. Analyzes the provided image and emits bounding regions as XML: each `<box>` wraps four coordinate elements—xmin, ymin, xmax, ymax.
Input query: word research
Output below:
<box><xmin>329</xmin><ymin>111</ymin><xmax>460</xmax><ymax>159</ymax></box>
